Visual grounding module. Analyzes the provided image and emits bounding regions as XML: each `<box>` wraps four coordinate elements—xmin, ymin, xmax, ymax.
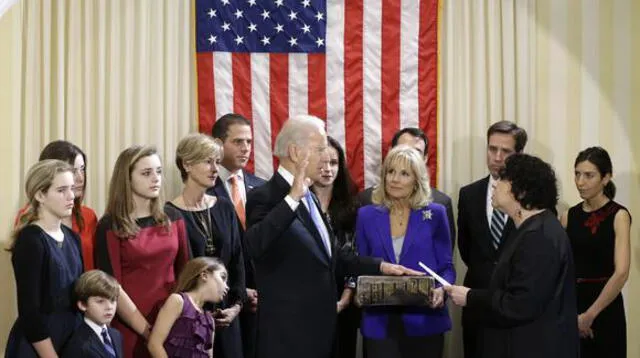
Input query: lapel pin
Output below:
<box><xmin>422</xmin><ymin>209</ymin><xmax>432</xmax><ymax>221</ymax></box>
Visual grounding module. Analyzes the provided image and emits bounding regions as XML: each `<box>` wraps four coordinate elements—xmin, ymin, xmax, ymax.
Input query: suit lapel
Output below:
<box><xmin>272</xmin><ymin>174</ymin><xmax>330</xmax><ymax>266</ymax></box>
<box><xmin>243</xmin><ymin>170</ymin><xmax>258</xmax><ymax>194</ymax></box>
<box><xmin>213</xmin><ymin>177</ymin><xmax>231</xmax><ymax>201</ymax></box>
<box><xmin>398</xmin><ymin>209</ymin><xmax>422</xmax><ymax>262</ymax></box>
<box><xmin>83</xmin><ymin>326</ymin><xmax>110</xmax><ymax>358</ymax></box>
<box><xmin>475</xmin><ymin>177</ymin><xmax>497</xmax><ymax>254</ymax></box>
<box><xmin>374</xmin><ymin>208</ymin><xmax>396</xmax><ymax>263</ymax></box>
<box><xmin>109</xmin><ymin>328</ymin><xmax>123</xmax><ymax>358</ymax></box>
<box><xmin>295</xmin><ymin>194</ymin><xmax>331</xmax><ymax>263</ymax></box>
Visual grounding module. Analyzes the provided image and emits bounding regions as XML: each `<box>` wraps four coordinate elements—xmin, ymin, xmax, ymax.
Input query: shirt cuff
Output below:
<box><xmin>285</xmin><ymin>195</ymin><xmax>300</xmax><ymax>211</ymax></box>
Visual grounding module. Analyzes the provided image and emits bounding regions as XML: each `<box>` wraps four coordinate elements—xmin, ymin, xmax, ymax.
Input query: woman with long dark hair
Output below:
<box><xmin>561</xmin><ymin>147</ymin><xmax>630</xmax><ymax>358</ymax></box>
<box><xmin>311</xmin><ymin>136</ymin><xmax>360</xmax><ymax>358</ymax></box>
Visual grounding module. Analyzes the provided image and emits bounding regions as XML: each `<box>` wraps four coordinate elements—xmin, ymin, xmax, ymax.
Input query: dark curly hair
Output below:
<box><xmin>574</xmin><ymin>146</ymin><xmax>615</xmax><ymax>199</ymax></box>
<box><xmin>499</xmin><ymin>154</ymin><xmax>558</xmax><ymax>210</ymax></box>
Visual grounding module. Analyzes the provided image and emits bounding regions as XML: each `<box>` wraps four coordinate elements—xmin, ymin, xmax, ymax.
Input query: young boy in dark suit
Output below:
<box><xmin>62</xmin><ymin>270</ymin><xmax>123</xmax><ymax>358</ymax></box>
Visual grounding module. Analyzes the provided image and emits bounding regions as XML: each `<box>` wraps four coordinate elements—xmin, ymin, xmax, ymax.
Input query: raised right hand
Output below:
<box><xmin>289</xmin><ymin>149</ymin><xmax>311</xmax><ymax>200</ymax></box>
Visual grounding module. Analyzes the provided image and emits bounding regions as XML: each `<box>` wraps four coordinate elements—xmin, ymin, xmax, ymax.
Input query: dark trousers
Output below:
<box><xmin>463</xmin><ymin>323</ymin><xmax>481</xmax><ymax>358</ymax></box>
<box><xmin>333</xmin><ymin>306</ymin><xmax>360</xmax><ymax>358</ymax></box>
<box><xmin>240</xmin><ymin>308</ymin><xmax>257</xmax><ymax>358</ymax></box>
<box><xmin>363</xmin><ymin>314</ymin><xmax>444</xmax><ymax>358</ymax></box>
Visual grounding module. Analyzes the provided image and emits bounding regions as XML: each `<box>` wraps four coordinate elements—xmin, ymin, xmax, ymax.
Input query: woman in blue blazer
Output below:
<box><xmin>356</xmin><ymin>145</ymin><xmax>455</xmax><ymax>358</ymax></box>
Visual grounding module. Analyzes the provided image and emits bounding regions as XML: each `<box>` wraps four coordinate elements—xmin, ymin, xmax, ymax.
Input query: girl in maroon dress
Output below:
<box><xmin>95</xmin><ymin>145</ymin><xmax>190</xmax><ymax>358</ymax></box>
<box><xmin>148</xmin><ymin>257</ymin><xmax>228</xmax><ymax>358</ymax></box>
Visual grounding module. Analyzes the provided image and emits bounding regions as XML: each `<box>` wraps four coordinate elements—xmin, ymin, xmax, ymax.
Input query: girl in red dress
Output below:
<box><xmin>95</xmin><ymin>145</ymin><xmax>190</xmax><ymax>358</ymax></box>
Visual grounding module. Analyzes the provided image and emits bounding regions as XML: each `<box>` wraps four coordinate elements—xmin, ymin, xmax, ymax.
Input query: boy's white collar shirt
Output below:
<box><xmin>84</xmin><ymin>316</ymin><xmax>109</xmax><ymax>344</ymax></box>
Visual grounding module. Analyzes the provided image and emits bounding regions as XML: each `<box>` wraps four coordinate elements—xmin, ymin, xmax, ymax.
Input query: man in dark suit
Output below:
<box><xmin>359</xmin><ymin>127</ymin><xmax>456</xmax><ymax>246</ymax></box>
<box><xmin>244</xmin><ymin>115</ymin><xmax>422</xmax><ymax>358</ymax></box>
<box><xmin>457</xmin><ymin>120</ymin><xmax>528</xmax><ymax>358</ymax></box>
<box><xmin>207</xmin><ymin>113</ymin><xmax>266</xmax><ymax>358</ymax></box>
<box><xmin>62</xmin><ymin>270</ymin><xmax>124</xmax><ymax>358</ymax></box>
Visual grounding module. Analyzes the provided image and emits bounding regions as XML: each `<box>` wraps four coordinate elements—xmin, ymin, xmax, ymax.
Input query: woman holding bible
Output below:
<box><xmin>355</xmin><ymin>145</ymin><xmax>454</xmax><ymax>358</ymax></box>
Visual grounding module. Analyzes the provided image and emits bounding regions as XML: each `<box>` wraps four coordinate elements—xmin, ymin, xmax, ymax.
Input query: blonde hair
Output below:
<box><xmin>175</xmin><ymin>133</ymin><xmax>223</xmax><ymax>182</ymax></box>
<box><xmin>8</xmin><ymin>159</ymin><xmax>73</xmax><ymax>250</ymax></box>
<box><xmin>105</xmin><ymin>145</ymin><xmax>169</xmax><ymax>238</ymax></box>
<box><xmin>174</xmin><ymin>257</ymin><xmax>225</xmax><ymax>293</ymax></box>
<box><xmin>75</xmin><ymin>270</ymin><xmax>120</xmax><ymax>302</ymax></box>
<box><xmin>372</xmin><ymin>145</ymin><xmax>432</xmax><ymax>209</ymax></box>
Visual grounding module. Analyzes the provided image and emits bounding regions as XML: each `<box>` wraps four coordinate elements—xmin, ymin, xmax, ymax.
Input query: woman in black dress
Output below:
<box><xmin>5</xmin><ymin>160</ymin><xmax>83</xmax><ymax>357</ymax></box>
<box><xmin>167</xmin><ymin>133</ymin><xmax>246</xmax><ymax>358</ymax></box>
<box><xmin>561</xmin><ymin>147</ymin><xmax>631</xmax><ymax>358</ymax></box>
<box><xmin>311</xmin><ymin>136</ymin><xmax>360</xmax><ymax>358</ymax></box>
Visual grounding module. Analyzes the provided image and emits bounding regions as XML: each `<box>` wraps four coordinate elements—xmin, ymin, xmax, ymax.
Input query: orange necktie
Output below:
<box><xmin>229</xmin><ymin>175</ymin><xmax>246</xmax><ymax>229</ymax></box>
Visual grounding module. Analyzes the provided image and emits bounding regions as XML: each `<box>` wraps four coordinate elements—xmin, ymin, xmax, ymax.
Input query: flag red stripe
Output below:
<box><xmin>307</xmin><ymin>54</ymin><xmax>327</xmax><ymax>121</ymax></box>
<box><xmin>269</xmin><ymin>54</ymin><xmax>289</xmax><ymax>171</ymax></box>
<box><xmin>232</xmin><ymin>53</ymin><xmax>255</xmax><ymax>173</ymax></box>
<box><xmin>419</xmin><ymin>0</ymin><xmax>439</xmax><ymax>186</ymax></box>
<box><xmin>344</xmin><ymin>0</ymin><xmax>365</xmax><ymax>189</ymax></box>
<box><xmin>197</xmin><ymin>53</ymin><xmax>216</xmax><ymax>134</ymax></box>
<box><xmin>380</xmin><ymin>0</ymin><xmax>402</xmax><ymax>161</ymax></box>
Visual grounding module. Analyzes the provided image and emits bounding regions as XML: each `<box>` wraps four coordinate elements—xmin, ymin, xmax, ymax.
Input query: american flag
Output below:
<box><xmin>196</xmin><ymin>0</ymin><xmax>439</xmax><ymax>189</ymax></box>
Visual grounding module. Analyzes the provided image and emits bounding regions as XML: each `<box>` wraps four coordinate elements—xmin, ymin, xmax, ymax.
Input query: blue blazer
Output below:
<box><xmin>356</xmin><ymin>203</ymin><xmax>455</xmax><ymax>339</ymax></box>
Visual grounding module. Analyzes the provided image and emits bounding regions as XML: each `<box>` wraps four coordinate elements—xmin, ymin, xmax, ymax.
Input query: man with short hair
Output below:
<box><xmin>244</xmin><ymin>115</ymin><xmax>421</xmax><ymax>358</ymax></box>
<box><xmin>208</xmin><ymin>113</ymin><xmax>266</xmax><ymax>358</ymax></box>
<box><xmin>457</xmin><ymin>120</ymin><xmax>528</xmax><ymax>358</ymax></box>
<box><xmin>359</xmin><ymin>127</ymin><xmax>456</xmax><ymax>246</ymax></box>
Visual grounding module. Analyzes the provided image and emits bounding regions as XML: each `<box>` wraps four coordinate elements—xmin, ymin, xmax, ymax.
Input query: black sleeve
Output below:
<box><xmin>338</xmin><ymin>249</ymin><xmax>381</xmax><ymax>277</ymax></box>
<box><xmin>94</xmin><ymin>217</ymin><xmax>115</xmax><ymax>277</ymax></box>
<box><xmin>223</xmin><ymin>201</ymin><xmax>247</xmax><ymax>305</ymax></box>
<box><xmin>466</xmin><ymin>230</ymin><xmax>561</xmax><ymax>328</ymax></box>
<box><xmin>12</xmin><ymin>227</ymin><xmax>50</xmax><ymax>343</ymax></box>
<box><xmin>244</xmin><ymin>189</ymin><xmax>298</xmax><ymax>260</ymax></box>
<box><xmin>457</xmin><ymin>188</ymin><xmax>470</xmax><ymax>265</ymax></box>
<box><xmin>444</xmin><ymin>197</ymin><xmax>456</xmax><ymax>248</ymax></box>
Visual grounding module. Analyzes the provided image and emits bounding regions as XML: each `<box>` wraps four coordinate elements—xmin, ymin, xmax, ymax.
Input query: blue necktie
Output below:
<box><xmin>304</xmin><ymin>191</ymin><xmax>332</xmax><ymax>257</ymax></box>
<box><xmin>101</xmin><ymin>328</ymin><xmax>116</xmax><ymax>358</ymax></box>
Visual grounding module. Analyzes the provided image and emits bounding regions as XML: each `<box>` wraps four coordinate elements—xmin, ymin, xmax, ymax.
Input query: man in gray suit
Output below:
<box><xmin>359</xmin><ymin>127</ymin><xmax>456</xmax><ymax>246</ymax></box>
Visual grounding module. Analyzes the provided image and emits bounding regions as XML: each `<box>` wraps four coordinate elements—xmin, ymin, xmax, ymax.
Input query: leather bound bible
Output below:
<box><xmin>354</xmin><ymin>276</ymin><xmax>434</xmax><ymax>307</ymax></box>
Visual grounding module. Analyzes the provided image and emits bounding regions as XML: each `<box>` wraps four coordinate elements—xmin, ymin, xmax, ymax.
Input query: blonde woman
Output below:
<box><xmin>167</xmin><ymin>133</ymin><xmax>245</xmax><ymax>358</ymax></box>
<box><xmin>95</xmin><ymin>145</ymin><xmax>190</xmax><ymax>358</ymax></box>
<box><xmin>5</xmin><ymin>160</ymin><xmax>83</xmax><ymax>357</ymax></box>
<box><xmin>356</xmin><ymin>145</ymin><xmax>454</xmax><ymax>358</ymax></box>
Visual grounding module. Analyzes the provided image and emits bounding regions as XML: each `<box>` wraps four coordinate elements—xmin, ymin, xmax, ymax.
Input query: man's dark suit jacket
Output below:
<box><xmin>207</xmin><ymin>169</ymin><xmax>265</xmax><ymax>358</ymax></box>
<box><xmin>466</xmin><ymin>210</ymin><xmax>579</xmax><ymax>358</ymax></box>
<box><xmin>61</xmin><ymin>321</ymin><xmax>123</xmax><ymax>358</ymax></box>
<box><xmin>358</xmin><ymin>186</ymin><xmax>456</xmax><ymax>247</ymax></box>
<box><xmin>245</xmin><ymin>172</ymin><xmax>381</xmax><ymax>358</ymax></box>
<box><xmin>207</xmin><ymin>170</ymin><xmax>266</xmax><ymax>289</ymax></box>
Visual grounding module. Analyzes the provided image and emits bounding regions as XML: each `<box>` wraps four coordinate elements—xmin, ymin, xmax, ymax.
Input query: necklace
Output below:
<box><xmin>183</xmin><ymin>194</ymin><xmax>216</xmax><ymax>256</ymax></box>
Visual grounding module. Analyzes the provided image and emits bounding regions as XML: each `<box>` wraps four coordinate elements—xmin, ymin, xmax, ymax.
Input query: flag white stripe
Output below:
<box><xmin>325</xmin><ymin>0</ymin><xmax>346</xmax><ymax>149</ymax></box>
<box><xmin>288</xmin><ymin>53</ymin><xmax>308</xmax><ymax>118</ymax></box>
<box><xmin>399</xmin><ymin>0</ymin><xmax>421</xmax><ymax>131</ymax></box>
<box><xmin>580</xmin><ymin>3</ymin><xmax>599</xmax><ymax>147</ymax></box>
<box><xmin>362</xmin><ymin>0</ymin><xmax>383</xmax><ymax>188</ymax></box>
<box><xmin>251</xmin><ymin>53</ymin><xmax>274</xmax><ymax>179</ymax></box>
<box><xmin>213</xmin><ymin>52</ymin><xmax>234</xmax><ymax>119</ymax></box>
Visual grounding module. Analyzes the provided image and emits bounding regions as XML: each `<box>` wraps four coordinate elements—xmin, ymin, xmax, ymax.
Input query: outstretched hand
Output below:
<box><xmin>380</xmin><ymin>262</ymin><xmax>426</xmax><ymax>276</ymax></box>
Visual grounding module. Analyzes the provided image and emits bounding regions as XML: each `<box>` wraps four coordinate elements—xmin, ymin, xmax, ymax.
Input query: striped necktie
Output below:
<box><xmin>490</xmin><ymin>209</ymin><xmax>506</xmax><ymax>249</ymax></box>
<box><xmin>101</xmin><ymin>328</ymin><xmax>116</xmax><ymax>358</ymax></box>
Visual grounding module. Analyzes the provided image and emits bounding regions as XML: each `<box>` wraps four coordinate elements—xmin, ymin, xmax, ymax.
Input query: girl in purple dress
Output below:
<box><xmin>148</xmin><ymin>257</ymin><xmax>229</xmax><ymax>358</ymax></box>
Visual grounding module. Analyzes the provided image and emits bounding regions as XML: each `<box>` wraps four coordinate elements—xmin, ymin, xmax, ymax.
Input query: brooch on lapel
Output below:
<box><xmin>422</xmin><ymin>209</ymin><xmax>433</xmax><ymax>221</ymax></box>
